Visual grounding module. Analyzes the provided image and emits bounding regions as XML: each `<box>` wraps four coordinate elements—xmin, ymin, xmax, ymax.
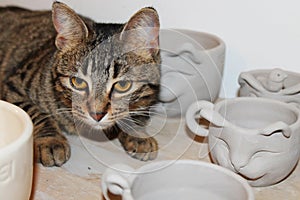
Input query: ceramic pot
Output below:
<box><xmin>101</xmin><ymin>160</ymin><xmax>254</xmax><ymax>200</ymax></box>
<box><xmin>0</xmin><ymin>100</ymin><xmax>34</xmax><ymax>200</ymax></box>
<box><xmin>238</xmin><ymin>68</ymin><xmax>300</xmax><ymax>106</ymax></box>
<box><xmin>186</xmin><ymin>97</ymin><xmax>300</xmax><ymax>186</ymax></box>
<box><xmin>154</xmin><ymin>29</ymin><xmax>225</xmax><ymax>117</ymax></box>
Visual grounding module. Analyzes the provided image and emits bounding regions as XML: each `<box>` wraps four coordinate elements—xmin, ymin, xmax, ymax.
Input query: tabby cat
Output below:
<box><xmin>0</xmin><ymin>2</ymin><xmax>161</xmax><ymax>167</ymax></box>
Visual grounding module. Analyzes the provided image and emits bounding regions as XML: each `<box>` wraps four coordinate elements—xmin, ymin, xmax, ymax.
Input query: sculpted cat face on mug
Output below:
<box><xmin>211</xmin><ymin>124</ymin><xmax>294</xmax><ymax>186</ymax></box>
<box><xmin>186</xmin><ymin>98</ymin><xmax>300</xmax><ymax>186</ymax></box>
<box><xmin>157</xmin><ymin>29</ymin><xmax>225</xmax><ymax>117</ymax></box>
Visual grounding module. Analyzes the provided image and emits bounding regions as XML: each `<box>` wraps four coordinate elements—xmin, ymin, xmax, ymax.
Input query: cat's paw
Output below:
<box><xmin>119</xmin><ymin>133</ymin><xmax>158</xmax><ymax>161</ymax></box>
<box><xmin>35</xmin><ymin>135</ymin><xmax>71</xmax><ymax>167</ymax></box>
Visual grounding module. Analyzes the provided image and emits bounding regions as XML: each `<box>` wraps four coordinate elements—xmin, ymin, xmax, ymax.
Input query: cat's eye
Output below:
<box><xmin>114</xmin><ymin>80</ymin><xmax>132</xmax><ymax>93</ymax></box>
<box><xmin>70</xmin><ymin>77</ymin><xmax>88</xmax><ymax>91</ymax></box>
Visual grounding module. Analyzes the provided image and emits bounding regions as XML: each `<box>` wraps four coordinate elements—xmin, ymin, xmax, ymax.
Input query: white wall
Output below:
<box><xmin>2</xmin><ymin>0</ymin><xmax>300</xmax><ymax>97</ymax></box>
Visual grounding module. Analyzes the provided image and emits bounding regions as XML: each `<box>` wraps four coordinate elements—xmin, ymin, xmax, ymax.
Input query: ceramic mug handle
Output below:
<box><xmin>101</xmin><ymin>164</ymin><xmax>135</xmax><ymax>200</ymax></box>
<box><xmin>186</xmin><ymin>100</ymin><xmax>226</xmax><ymax>137</ymax></box>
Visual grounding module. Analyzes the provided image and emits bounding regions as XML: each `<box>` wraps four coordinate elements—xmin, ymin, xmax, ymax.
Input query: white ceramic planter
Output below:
<box><xmin>154</xmin><ymin>29</ymin><xmax>225</xmax><ymax>117</ymax></box>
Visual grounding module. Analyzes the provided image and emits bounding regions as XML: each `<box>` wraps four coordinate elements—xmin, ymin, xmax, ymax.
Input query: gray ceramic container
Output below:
<box><xmin>238</xmin><ymin>68</ymin><xmax>300</xmax><ymax>106</ymax></box>
<box><xmin>154</xmin><ymin>29</ymin><xmax>225</xmax><ymax>117</ymax></box>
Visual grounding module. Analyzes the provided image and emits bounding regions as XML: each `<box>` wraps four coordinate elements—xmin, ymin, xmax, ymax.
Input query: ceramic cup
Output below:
<box><xmin>238</xmin><ymin>68</ymin><xmax>300</xmax><ymax>106</ymax></box>
<box><xmin>0</xmin><ymin>100</ymin><xmax>34</xmax><ymax>200</ymax></box>
<box><xmin>101</xmin><ymin>160</ymin><xmax>254</xmax><ymax>200</ymax></box>
<box><xmin>186</xmin><ymin>97</ymin><xmax>300</xmax><ymax>186</ymax></box>
<box><xmin>154</xmin><ymin>29</ymin><xmax>225</xmax><ymax>117</ymax></box>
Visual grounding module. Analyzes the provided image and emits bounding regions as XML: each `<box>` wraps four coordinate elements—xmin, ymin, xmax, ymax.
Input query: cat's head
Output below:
<box><xmin>51</xmin><ymin>2</ymin><xmax>160</xmax><ymax>134</ymax></box>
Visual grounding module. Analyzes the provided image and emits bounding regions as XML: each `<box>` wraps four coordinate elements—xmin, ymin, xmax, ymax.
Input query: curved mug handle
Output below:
<box><xmin>186</xmin><ymin>100</ymin><xmax>227</xmax><ymax>137</ymax></box>
<box><xmin>101</xmin><ymin>164</ymin><xmax>135</xmax><ymax>200</ymax></box>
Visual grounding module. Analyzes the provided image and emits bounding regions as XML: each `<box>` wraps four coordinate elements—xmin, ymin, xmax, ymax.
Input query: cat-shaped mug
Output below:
<box><xmin>155</xmin><ymin>29</ymin><xmax>225</xmax><ymax>117</ymax></box>
<box><xmin>186</xmin><ymin>97</ymin><xmax>300</xmax><ymax>186</ymax></box>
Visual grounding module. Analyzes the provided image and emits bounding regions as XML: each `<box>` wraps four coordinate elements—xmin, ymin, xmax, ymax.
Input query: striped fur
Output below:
<box><xmin>0</xmin><ymin>2</ymin><xmax>160</xmax><ymax>166</ymax></box>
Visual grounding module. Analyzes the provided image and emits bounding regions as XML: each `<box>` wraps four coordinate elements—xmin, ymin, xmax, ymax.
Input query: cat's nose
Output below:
<box><xmin>89</xmin><ymin>112</ymin><xmax>107</xmax><ymax>122</ymax></box>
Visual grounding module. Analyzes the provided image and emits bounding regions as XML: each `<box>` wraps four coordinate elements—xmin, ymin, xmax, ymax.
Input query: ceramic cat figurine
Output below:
<box><xmin>0</xmin><ymin>2</ymin><xmax>161</xmax><ymax>167</ymax></box>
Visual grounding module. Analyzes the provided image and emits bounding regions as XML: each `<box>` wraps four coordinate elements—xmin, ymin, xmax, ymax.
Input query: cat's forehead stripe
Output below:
<box><xmin>83</xmin><ymin>50</ymin><xmax>100</xmax><ymax>76</ymax></box>
<box><xmin>87</xmin><ymin>59</ymin><xmax>93</xmax><ymax>76</ymax></box>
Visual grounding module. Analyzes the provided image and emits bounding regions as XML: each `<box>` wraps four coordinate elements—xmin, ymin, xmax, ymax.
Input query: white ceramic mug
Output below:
<box><xmin>186</xmin><ymin>97</ymin><xmax>300</xmax><ymax>186</ymax></box>
<box><xmin>0</xmin><ymin>100</ymin><xmax>34</xmax><ymax>200</ymax></box>
<box><xmin>101</xmin><ymin>160</ymin><xmax>254</xmax><ymax>200</ymax></box>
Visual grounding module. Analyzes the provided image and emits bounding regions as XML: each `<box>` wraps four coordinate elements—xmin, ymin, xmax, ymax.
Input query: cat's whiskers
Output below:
<box><xmin>54</xmin><ymin>108</ymin><xmax>87</xmax><ymax>120</ymax></box>
<box><xmin>129</xmin><ymin>108</ymin><xmax>166</xmax><ymax>118</ymax></box>
<box><xmin>117</xmin><ymin>116</ymin><xmax>163</xmax><ymax>136</ymax></box>
<box><xmin>116</xmin><ymin>119</ymin><xmax>143</xmax><ymax>136</ymax></box>
<box><xmin>71</xmin><ymin>118</ymin><xmax>91</xmax><ymax>136</ymax></box>
<box><xmin>109</xmin><ymin>113</ymin><xmax>128</xmax><ymax>121</ymax></box>
<box><xmin>122</xmin><ymin>116</ymin><xmax>146</xmax><ymax>125</ymax></box>
<box><xmin>110</xmin><ymin>112</ymin><xmax>141</xmax><ymax>125</ymax></box>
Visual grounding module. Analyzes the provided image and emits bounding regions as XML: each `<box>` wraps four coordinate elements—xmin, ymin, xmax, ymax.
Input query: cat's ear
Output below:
<box><xmin>120</xmin><ymin>7</ymin><xmax>160</xmax><ymax>58</ymax></box>
<box><xmin>52</xmin><ymin>2</ymin><xmax>88</xmax><ymax>51</ymax></box>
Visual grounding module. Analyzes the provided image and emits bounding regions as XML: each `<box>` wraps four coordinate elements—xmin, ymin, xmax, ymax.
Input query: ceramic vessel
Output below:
<box><xmin>101</xmin><ymin>160</ymin><xmax>254</xmax><ymax>200</ymax></box>
<box><xmin>0</xmin><ymin>100</ymin><xmax>34</xmax><ymax>200</ymax></box>
<box><xmin>238</xmin><ymin>68</ymin><xmax>300</xmax><ymax>106</ymax></box>
<box><xmin>154</xmin><ymin>29</ymin><xmax>225</xmax><ymax>117</ymax></box>
<box><xmin>186</xmin><ymin>97</ymin><xmax>300</xmax><ymax>187</ymax></box>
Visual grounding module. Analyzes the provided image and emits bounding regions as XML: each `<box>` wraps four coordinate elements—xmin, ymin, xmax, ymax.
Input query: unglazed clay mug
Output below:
<box><xmin>101</xmin><ymin>160</ymin><xmax>254</xmax><ymax>200</ymax></box>
<box><xmin>186</xmin><ymin>97</ymin><xmax>300</xmax><ymax>186</ymax></box>
<box><xmin>154</xmin><ymin>29</ymin><xmax>225</xmax><ymax>117</ymax></box>
<box><xmin>0</xmin><ymin>100</ymin><xmax>34</xmax><ymax>200</ymax></box>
